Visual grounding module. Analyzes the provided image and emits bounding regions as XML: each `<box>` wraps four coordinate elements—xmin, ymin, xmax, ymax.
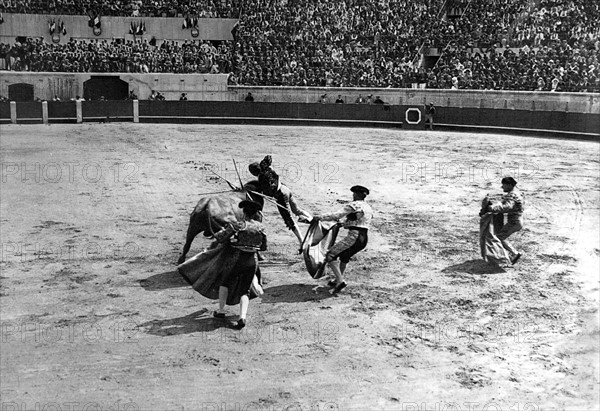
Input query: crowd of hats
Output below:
<box><xmin>0</xmin><ymin>37</ymin><xmax>233</xmax><ymax>74</ymax></box>
<box><xmin>0</xmin><ymin>0</ymin><xmax>237</xmax><ymax>18</ymax></box>
<box><xmin>424</xmin><ymin>0</ymin><xmax>599</xmax><ymax>91</ymax></box>
<box><xmin>0</xmin><ymin>0</ymin><xmax>598</xmax><ymax>91</ymax></box>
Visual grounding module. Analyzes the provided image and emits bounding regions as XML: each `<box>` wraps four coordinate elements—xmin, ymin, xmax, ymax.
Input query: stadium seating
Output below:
<box><xmin>0</xmin><ymin>0</ymin><xmax>598</xmax><ymax>92</ymax></box>
<box><xmin>1</xmin><ymin>38</ymin><xmax>232</xmax><ymax>73</ymax></box>
<box><xmin>0</xmin><ymin>0</ymin><xmax>238</xmax><ymax>17</ymax></box>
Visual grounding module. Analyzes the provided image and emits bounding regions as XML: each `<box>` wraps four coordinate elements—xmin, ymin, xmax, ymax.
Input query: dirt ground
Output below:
<box><xmin>0</xmin><ymin>123</ymin><xmax>598</xmax><ymax>411</ymax></box>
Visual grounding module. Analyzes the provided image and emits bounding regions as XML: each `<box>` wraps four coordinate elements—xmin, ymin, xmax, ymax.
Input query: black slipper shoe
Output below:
<box><xmin>231</xmin><ymin>319</ymin><xmax>246</xmax><ymax>330</ymax></box>
<box><xmin>511</xmin><ymin>253</ymin><xmax>522</xmax><ymax>265</ymax></box>
<box><xmin>331</xmin><ymin>282</ymin><xmax>347</xmax><ymax>295</ymax></box>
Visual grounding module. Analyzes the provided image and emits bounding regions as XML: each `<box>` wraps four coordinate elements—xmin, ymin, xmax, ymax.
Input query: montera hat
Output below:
<box><xmin>501</xmin><ymin>177</ymin><xmax>517</xmax><ymax>186</ymax></box>
<box><xmin>239</xmin><ymin>199</ymin><xmax>263</xmax><ymax>211</ymax></box>
<box><xmin>248</xmin><ymin>162</ymin><xmax>261</xmax><ymax>176</ymax></box>
<box><xmin>350</xmin><ymin>185</ymin><xmax>370</xmax><ymax>195</ymax></box>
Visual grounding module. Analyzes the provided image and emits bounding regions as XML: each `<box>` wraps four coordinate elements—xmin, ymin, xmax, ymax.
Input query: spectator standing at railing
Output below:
<box><xmin>424</xmin><ymin>102</ymin><xmax>435</xmax><ymax>130</ymax></box>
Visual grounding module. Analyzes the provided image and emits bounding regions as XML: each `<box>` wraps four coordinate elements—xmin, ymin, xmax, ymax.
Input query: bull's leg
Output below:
<box><xmin>177</xmin><ymin>215</ymin><xmax>202</xmax><ymax>265</ymax></box>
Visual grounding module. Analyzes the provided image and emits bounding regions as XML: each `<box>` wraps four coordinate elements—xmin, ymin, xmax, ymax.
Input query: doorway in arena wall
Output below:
<box><xmin>83</xmin><ymin>76</ymin><xmax>128</xmax><ymax>101</ymax></box>
<box><xmin>8</xmin><ymin>83</ymin><xmax>34</xmax><ymax>102</ymax></box>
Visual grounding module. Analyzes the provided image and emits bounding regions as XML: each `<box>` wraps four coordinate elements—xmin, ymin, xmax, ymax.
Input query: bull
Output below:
<box><xmin>177</xmin><ymin>182</ymin><xmax>263</xmax><ymax>264</ymax></box>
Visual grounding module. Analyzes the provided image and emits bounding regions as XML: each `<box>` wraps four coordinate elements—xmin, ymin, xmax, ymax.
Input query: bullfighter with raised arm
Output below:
<box><xmin>313</xmin><ymin>185</ymin><xmax>373</xmax><ymax>294</ymax></box>
<box><xmin>249</xmin><ymin>156</ymin><xmax>311</xmax><ymax>249</ymax></box>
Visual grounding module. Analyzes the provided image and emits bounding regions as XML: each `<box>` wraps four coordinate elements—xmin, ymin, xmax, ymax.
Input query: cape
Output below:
<box><xmin>300</xmin><ymin>220</ymin><xmax>340</xmax><ymax>279</ymax></box>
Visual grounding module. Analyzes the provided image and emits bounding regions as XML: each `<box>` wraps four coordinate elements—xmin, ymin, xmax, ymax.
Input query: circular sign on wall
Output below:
<box><xmin>51</xmin><ymin>34</ymin><xmax>60</xmax><ymax>43</ymax></box>
<box><xmin>191</xmin><ymin>28</ymin><xmax>199</xmax><ymax>38</ymax></box>
<box><xmin>93</xmin><ymin>27</ymin><xmax>102</xmax><ymax>36</ymax></box>
<box><xmin>405</xmin><ymin>107</ymin><xmax>422</xmax><ymax>124</ymax></box>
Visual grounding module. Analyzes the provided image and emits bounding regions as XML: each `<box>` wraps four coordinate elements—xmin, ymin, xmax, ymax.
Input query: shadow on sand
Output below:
<box><xmin>139</xmin><ymin>309</ymin><xmax>237</xmax><ymax>336</ymax></box>
<box><xmin>262</xmin><ymin>283</ymin><xmax>335</xmax><ymax>304</ymax></box>
<box><xmin>442</xmin><ymin>259</ymin><xmax>506</xmax><ymax>275</ymax></box>
<box><xmin>139</xmin><ymin>270</ymin><xmax>189</xmax><ymax>291</ymax></box>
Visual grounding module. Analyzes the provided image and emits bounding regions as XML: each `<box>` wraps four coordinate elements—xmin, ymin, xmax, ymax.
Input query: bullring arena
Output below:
<box><xmin>1</xmin><ymin>121</ymin><xmax>598</xmax><ymax>410</ymax></box>
<box><xmin>1</xmin><ymin>0</ymin><xmax>600</xmax><ymax>409</ymax></box>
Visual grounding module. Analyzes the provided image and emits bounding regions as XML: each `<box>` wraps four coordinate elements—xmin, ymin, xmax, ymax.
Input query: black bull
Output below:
<box><xmin>177</xmin><ymin>187</ymin><xmax>264</xmax><ymax>264</ymax></box>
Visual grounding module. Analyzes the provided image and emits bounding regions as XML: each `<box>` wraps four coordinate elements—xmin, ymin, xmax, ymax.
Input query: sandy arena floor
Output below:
<box><xmin>1</xmin><ymin>123</ymin><xmax>599</xmax><ymax>411</ymax></box>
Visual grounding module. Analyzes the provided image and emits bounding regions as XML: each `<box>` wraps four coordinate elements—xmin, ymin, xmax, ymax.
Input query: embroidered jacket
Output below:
<box><xmin>319</xmin><ymin>200</ymin><xmax>373</xmax><ymax>229</ymax></box>
<box><xmin>490</xmin><ymin>187</ymin><xmax>524</xmax><ymax>223</ymax></box>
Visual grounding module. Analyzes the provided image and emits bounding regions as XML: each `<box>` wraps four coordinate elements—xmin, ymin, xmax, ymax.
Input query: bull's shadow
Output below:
<box><xmin>442</xmin><ymin>259</ymin><xmax>506</xmax><ymax>275</ymax></box>
<box><xmin>262</xmin><ymin>283</ymin><xmax>335</xmax><ymax>304</ymax></box>
<box><xmin>139</xmin><ymin>309</ymin><xmax>233</xmax><ymax>336</ymax></box>
<box><xmin>139</xmin><ymin>270</ymin><xmax>189</xmax><ymax>291</ymax></box>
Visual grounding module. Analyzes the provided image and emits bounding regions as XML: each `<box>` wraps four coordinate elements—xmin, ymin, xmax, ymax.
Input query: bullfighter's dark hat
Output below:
<box><xmin>248</xmin><ymin>162</ymin><xmax>261</xmax><ymax>176</ymax></box>
<box><xmin>239</xmin><ymin>199</ymin><xmax>263</xmax><ymax>211</ymax></box>
<box><xmin>501</xmin><ymin>177</ymin><xmax>517</xmax><ymax>186</ymax></box>
<box><xmin>350</xmin><ymin>185</ymin><xmax>370</xmax><ymax>196</ymax></box>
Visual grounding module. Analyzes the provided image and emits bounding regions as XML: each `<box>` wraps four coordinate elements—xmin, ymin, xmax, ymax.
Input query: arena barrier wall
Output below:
<box><xmin>81</xmin><ymin>100</ymin><xmax>134</xmax><ymax>122</ymax></box>
<box><xmin>0</xmin><ymin>13</ymin><xmax>237</xmax><ymax>42</ymax></box>
<box><xmin>429</xmin><ymin>107</ymin><xmax>598</xmax><ymax>137</ymax></box>
<box><xmin>229</xmin><ymin>87</ymin><xmax>599</xmax><ymax>114</ymax></box>
<box><xmin>0</xmin><ymin>72</ymin><xmax>230</xmax><ymax>102</ymax></box>
<box><xmin>1</xmin><ymin>100</ymin><xmax>597</xmax><ymax>140</ymax></box>
<box><xmin>14</xmin><ymin>101</ymin><xmax>43</xmax><ymax>123</ymax></box>
<box><xmin>47</xmin><ymin>101</ymin><xmax>77</xmax><ymax>122</ymax></box>
<box><xmin>0</xmin><ymin>102</ymin><xmax>10</xmax><ymax>121</ymax></box>
<box><xmin>137</xmin><ymin>101</ymin><xmax>402</xmax><ymax>126</ymax></box>
<box><xmin>1</xmin><ymin>72</ymin><xmax>598</xmax><ymax>114</ymax></box>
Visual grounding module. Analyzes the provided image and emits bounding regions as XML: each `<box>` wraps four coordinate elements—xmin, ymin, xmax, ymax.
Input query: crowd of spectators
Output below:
<box><xmin>426</xmin><ymin>0</ymin><xmax>599</xmax><ymax>92</ymax></box>
<box><xmin>230</xmin><ymin>0</ymin><xmax>447</xmax><ymax>88</ymax></box>
<box><xmin>0</xmin><ymin>0</ymin><xmax>598</xmax><ymax>92</ymax></box>
<box><xmin>427</xmin><ymin>42</ymin><xmax>598</xmax><ymax>92</ymax></box>
<box><xmin>1</xmin><ymin>37</ymin><xmax>233</xmax><ymax>73</ymax></box>
<box><xmin>0</xmin><ymin>0</ymin><xmax>239</xmax><ymax>18</ymax></box>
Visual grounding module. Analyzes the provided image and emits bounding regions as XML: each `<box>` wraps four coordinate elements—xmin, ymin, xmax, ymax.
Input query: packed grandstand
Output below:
<box><xmin>0</xmin><ymin>0</ymin><xmax>598</xmax><ymax>92</ymax></box>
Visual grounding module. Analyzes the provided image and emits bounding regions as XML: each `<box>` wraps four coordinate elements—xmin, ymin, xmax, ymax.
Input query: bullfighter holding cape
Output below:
<box><xmin>178</xmin><ymin>199</ymin><xmax>266</xmax><ymax>330</ymax></box>
<box><xmin>479</xmin><ymin>177</ymin><xmax>524</xmax><ymax>266</ymax></box>
<box><xmin>310</xmin><ymin>185</ymin><xmax>373</xmax><ymax>294</ymax></box>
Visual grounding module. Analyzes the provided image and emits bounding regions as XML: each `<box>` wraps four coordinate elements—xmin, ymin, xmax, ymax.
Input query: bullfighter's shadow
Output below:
<box><xmin>262</xmin><ymin>283</ymin><xmax>335</xmax><ymax>304</ymax></box>
<box><xmin>442</xmin><ymin>259</ymin><xmax>506</xmax><ymax>275</ymax></box>
<box><xmin>140</xmin><ymin>309</ymin><xmax>234</xmax><ymax>336</ymax></box>
<box><xmin>139</xmin><ymin>270</ymin><xmax>189</xmax><ymax>291</ymax></box>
